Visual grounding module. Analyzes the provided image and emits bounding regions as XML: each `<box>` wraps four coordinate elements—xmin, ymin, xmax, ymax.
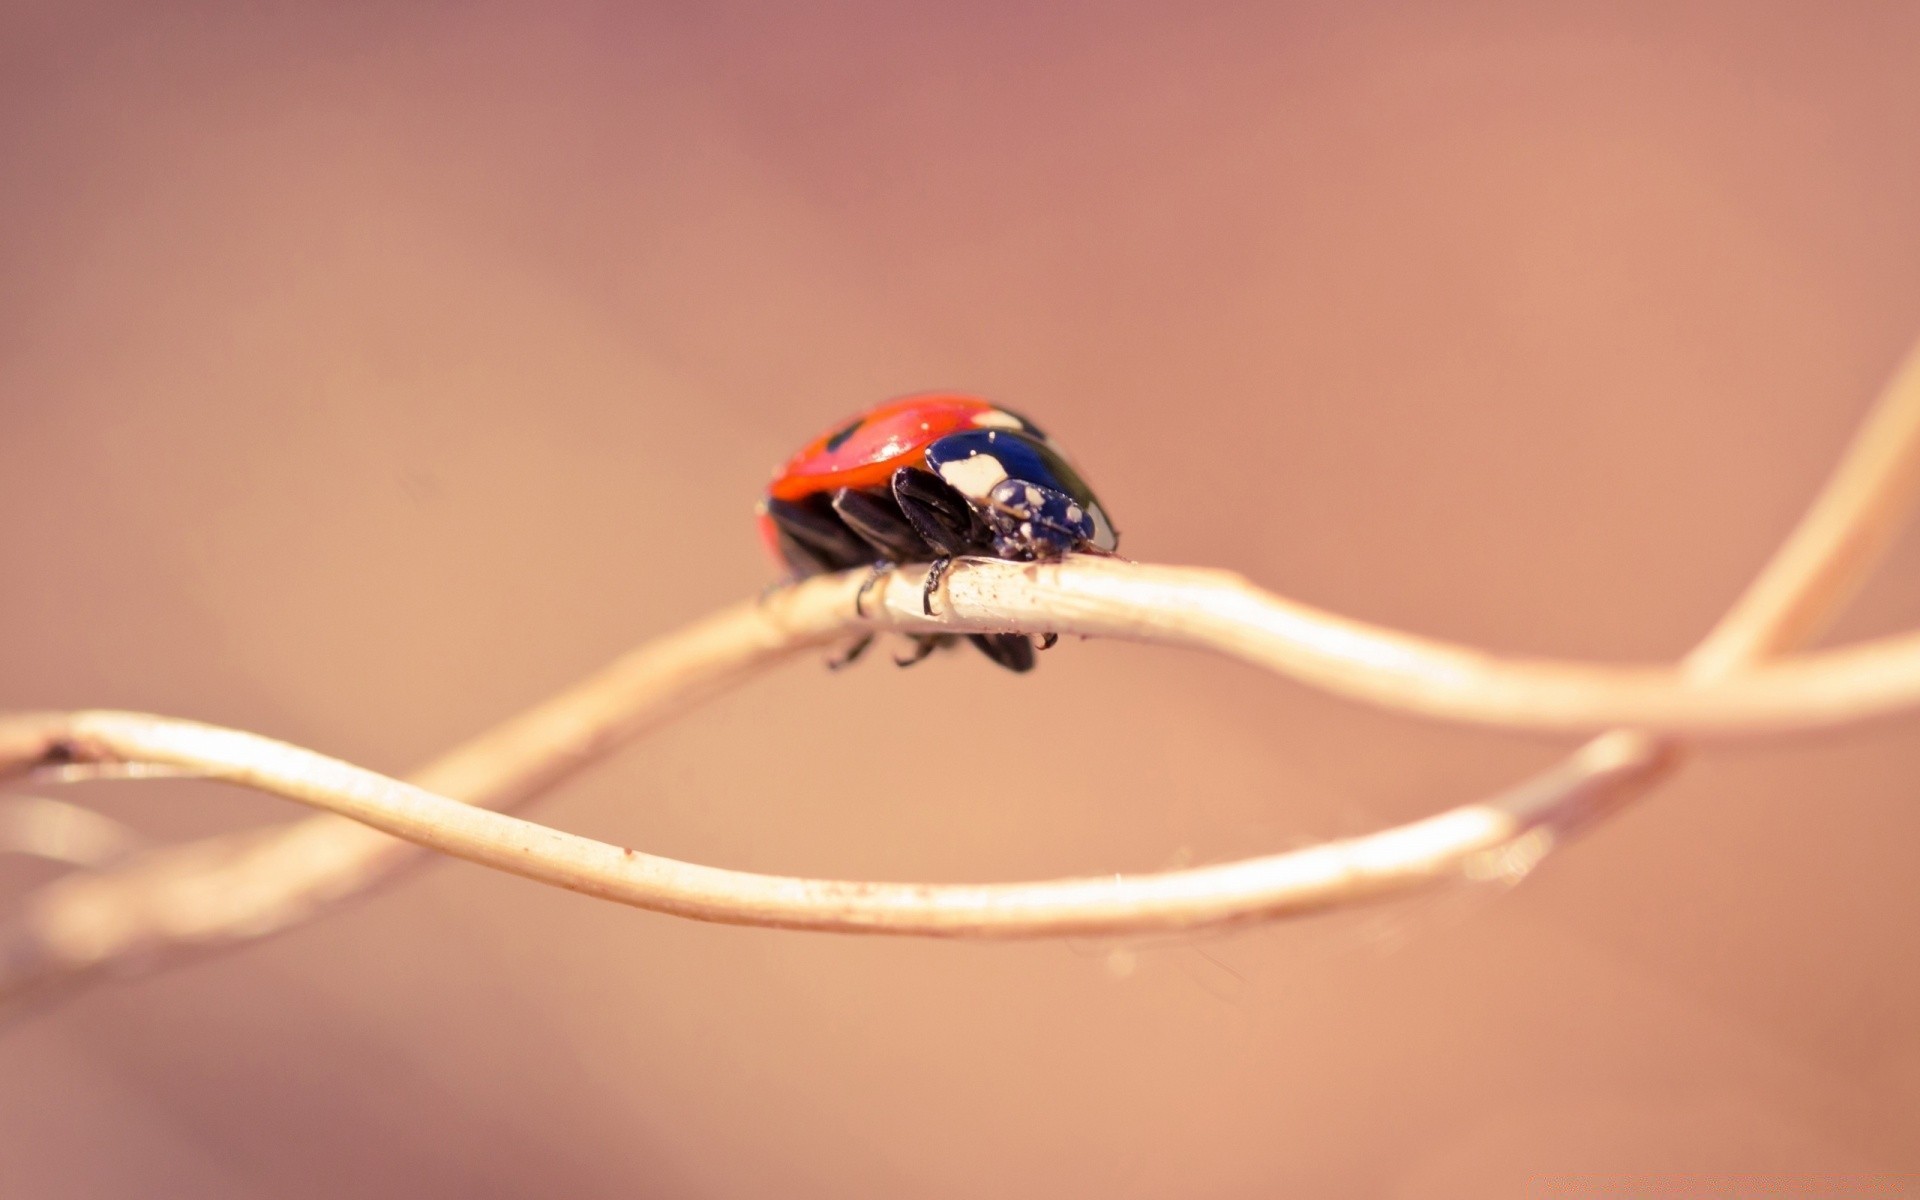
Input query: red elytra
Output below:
<box><xmin>756</xmin><ymin>393</ymin><xmax>1007</xmax><ymax>564</ymax></box>
<box><xmin>765</xmin><ymin>393</ymin><xmax>999</xmax><ymax>502</ymax></box>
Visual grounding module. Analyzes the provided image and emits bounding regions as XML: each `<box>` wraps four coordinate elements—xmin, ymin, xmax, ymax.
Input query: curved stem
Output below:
<box><xmin>0</xmin><ymin>339</ymin><xmax>1916</xmax><ymax>1003</ymax></box>
<box><xmin>0</xmin><ymin>712</ymin><xmax>1663</xmax><ymax>937</ymax></box>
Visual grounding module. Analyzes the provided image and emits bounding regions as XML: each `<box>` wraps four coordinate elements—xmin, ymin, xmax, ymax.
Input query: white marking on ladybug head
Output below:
<box><xmin>1066</xmin><ymin>503</ymin><xmax>1083</xmax><ymax>524</ymax></box>
<box><xmin>937</xmin><ymin>452</ymin><xmax>1009</xmax><ymax>500</ymax></box>
<box><xmin>1088</xmin><ymin>504</ymin><xmax>1117</xmax><ymax>552</ymax></box>
<box><xmin>971</xmin><ymin>410</ymin><xmax>1023</xmax><ymax>431</ymax></box>
<box><xmin>1022</xmin><ymin>485</ymin><xmax>1043</xmax><ymax>507</ymax></box>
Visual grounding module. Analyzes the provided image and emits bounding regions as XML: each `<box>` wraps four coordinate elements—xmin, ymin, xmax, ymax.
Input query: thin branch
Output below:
<box><xmin>1686</xmin><ymin>339</ymin><xmax>1920</xmax><ymax>675</ymax></box>
<box><xmin>1</xmin><ymin>338</ymin><xmax>1917</xmax><ymax>1004</ymax></box>
<box><xmin>0</xmin><ymin>796</ymin><xmax>140</xmax><ymax>867</ymax></box>
<box><xmin>837</xmin><ymin>557</ymin><xmax>1920</xmax><ymax>736</ymax></box>
<box><xmin>0</xmin><ymin>711</ymin><xmax>1668</xmax><ymax>936</ymax></box>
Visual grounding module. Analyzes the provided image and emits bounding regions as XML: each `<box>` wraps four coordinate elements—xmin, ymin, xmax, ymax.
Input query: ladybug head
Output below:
<box><xmin>924</xmin><ymin>428</ymin><xmax>1119</xmax><ymax>562</ymax></box>
<box><xmin>982</xmin><ymin>478</ymin><xmax>1097</xmax><ymax>559</ymax></box>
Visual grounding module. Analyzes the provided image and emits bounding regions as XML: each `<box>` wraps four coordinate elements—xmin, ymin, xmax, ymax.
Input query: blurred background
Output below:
<box><xmin>3</xmin><ymin>2</ymin><xmax>1919</xmax><ymax>1196</ymax></box>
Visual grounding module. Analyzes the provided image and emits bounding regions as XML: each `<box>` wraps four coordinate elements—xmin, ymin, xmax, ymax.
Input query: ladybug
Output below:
<box><xmin>758</xmin><ymin>393</ymin><xmax>1119</xmax><ymax>672</ymax></box>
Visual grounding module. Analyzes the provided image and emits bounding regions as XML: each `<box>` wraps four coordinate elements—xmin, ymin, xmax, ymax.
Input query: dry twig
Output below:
<box><xmin>2</xmin><ymin>341</ymin><xmax>1918</xmax><ymax>1005</ymax></box>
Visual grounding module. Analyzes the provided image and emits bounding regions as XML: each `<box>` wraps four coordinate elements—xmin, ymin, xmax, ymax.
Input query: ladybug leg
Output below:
<box><xmin>967</xmin><ymin>633</ymin><xmax>1036</xmax><ymax>673</ymax></box>
<box><xmin>1037</xmin><ymin>633</ymin><xmax>1059</xmax><ymax>651</ymax></box>
<box><xmin>852</xmin><ymin>561</ymin><xmax>892</xmax><ymax>617</ymax></box>
<box><xmin>826</xmin><ymin>634</ymin><xmax>875</xmax><ymax>672</ymax></box>
<box><xmin>823</xmin><ymin>560</ymin><xmax>901</xmax><ymax>668</ymax></box>
<box><xmin>890</xmin><ymin>468</ymin><xmax>988</xmax><ymax>556</ymax></box>
<box><xmin>893</xmin><ymin>636</ymin><xmax>941</xmax><ymax>668</ymax></box>
<box><xmin>762</xmin><ymin>495</ymin><xmax>871</xmax><ymax>574</ymax></box>
<box><xmin>830</xmin><ymin>488</ymin><xmax>930</xmax><ymax>562</ymax></box>
<box><xmin>891</xmin><ymin>467</ymin><xmax>992</xmax><ymax>617</ymax></box>
<box><xmin>921</xmin><ymin>555</ymin><xmax>955</xmax><ymax>617</ymax></box>
<box><xmin>769</xmin><ymin>528</ymin><xmax>831</xmax><ymax>579</ymax></box>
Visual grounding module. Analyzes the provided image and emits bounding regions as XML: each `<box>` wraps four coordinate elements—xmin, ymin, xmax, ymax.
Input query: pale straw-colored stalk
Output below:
<box><xmin>2</xmin><ymin>341</ymin><xmax>1917</xmax><ymax>1004</ymax></box>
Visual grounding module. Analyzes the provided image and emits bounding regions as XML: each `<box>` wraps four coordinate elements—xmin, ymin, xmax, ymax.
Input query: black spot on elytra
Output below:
<box><xmin>824</xmin><ymin>418</ymin><xmax>863</xmax><ymax>452</ymax></box>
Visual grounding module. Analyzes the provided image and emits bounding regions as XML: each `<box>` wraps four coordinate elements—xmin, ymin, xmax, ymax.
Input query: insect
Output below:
<box><xmin>758</xmin><ymin>393</ymin><xmax>1119</xmax><ymax>672</ymax></box>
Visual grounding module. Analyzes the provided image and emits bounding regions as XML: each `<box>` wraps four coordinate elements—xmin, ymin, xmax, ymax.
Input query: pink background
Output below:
<box><xmin>3</xmin><ymin>3</ymin><xmax>1918</xmax><ymax>1195</ymax></box>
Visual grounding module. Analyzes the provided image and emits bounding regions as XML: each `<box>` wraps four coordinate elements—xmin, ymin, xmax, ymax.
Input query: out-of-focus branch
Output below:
<box><xmin>2</xmin><ymin>339</ymin><xmax>1917</xmax><ymax>1006</ymax></box>
<box><xmin>0</xmin><ymin>710</ymin><xmax>1668</xmax><ymax>942</ymax></box>
<box><xmin>1687</xmin><ymin>338</ymin><xmax>1920</xmax><ymax>674</ymax></box>
<box><xmin>0</xmin><ymin>796</ymin><xmax>140</xmax><ymax>867</ymax></box>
